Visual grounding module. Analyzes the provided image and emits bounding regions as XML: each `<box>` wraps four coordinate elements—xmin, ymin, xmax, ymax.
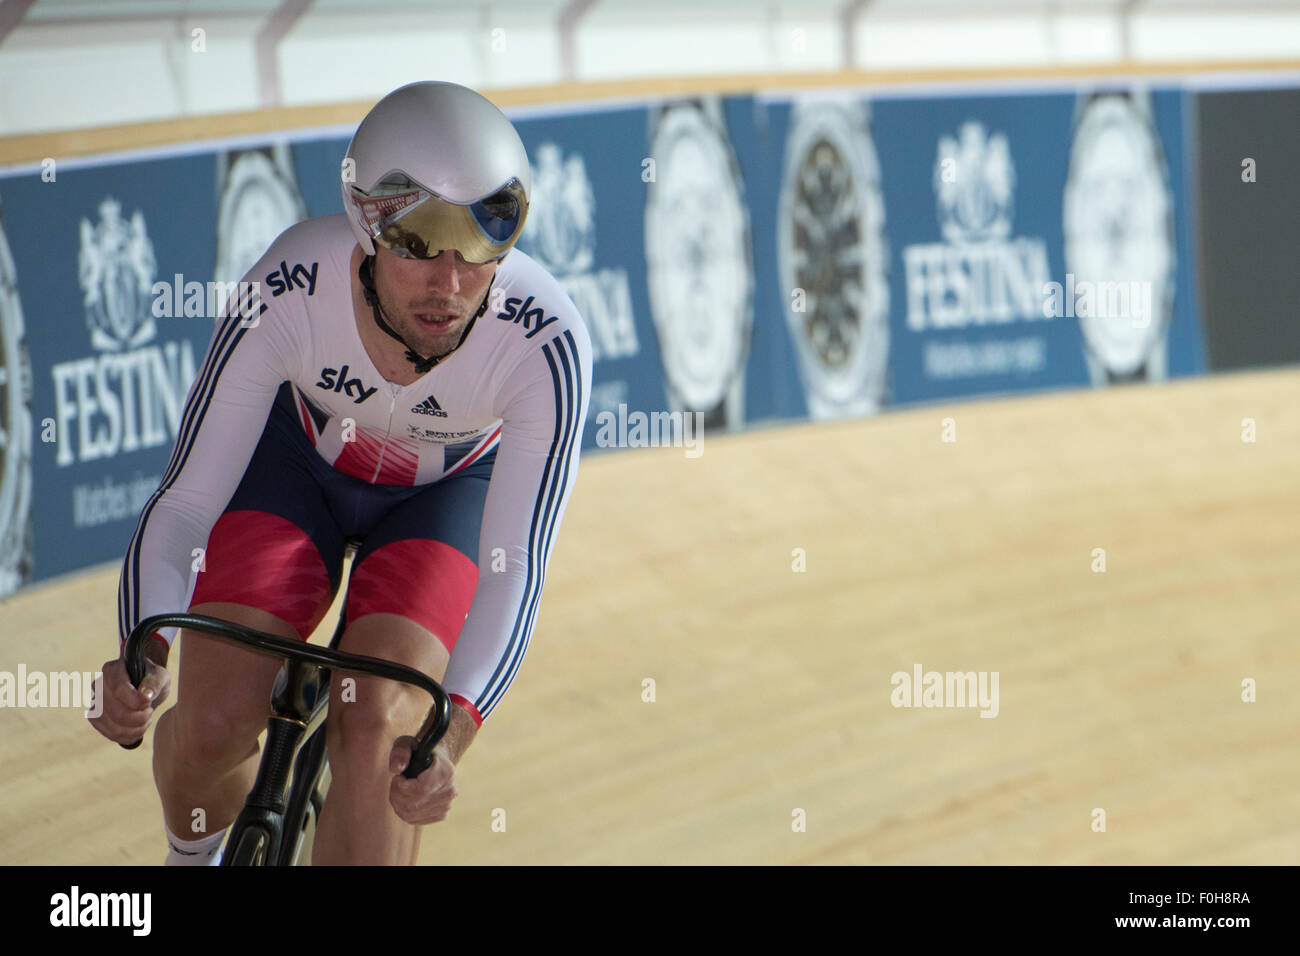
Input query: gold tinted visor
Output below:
<box><xmin>350</xmin><ymin>173</ymin><xmax>528</xmax><ymax>263</ymax></box>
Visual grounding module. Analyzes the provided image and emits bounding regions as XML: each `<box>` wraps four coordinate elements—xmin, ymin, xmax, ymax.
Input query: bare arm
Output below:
<box><xmin>438</xmin><ymin>703</ymin><xmax>480</xmax><ymax>765</ymax></box>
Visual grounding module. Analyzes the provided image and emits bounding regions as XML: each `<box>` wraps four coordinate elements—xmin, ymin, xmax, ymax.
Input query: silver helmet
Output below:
<box><xmin>342</xmin><ymin>81</ymin><xmax>530</xmax><ymax>263</ymax></box>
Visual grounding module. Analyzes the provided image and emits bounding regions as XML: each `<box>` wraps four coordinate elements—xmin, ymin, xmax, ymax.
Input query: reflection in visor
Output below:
<box><xmin>350</xmin><ymin>174</ymin><xmax>527</xmax><ymax>263</ymax></box>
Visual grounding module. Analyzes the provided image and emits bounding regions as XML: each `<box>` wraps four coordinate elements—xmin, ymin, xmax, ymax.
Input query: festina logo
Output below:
<box><xmin>51</xmin><ymin>341</ymin><xmax>198</xmax><ymax>466</ymax></box>
<box><xmin>315</xmin><ymin>364</ymin><xmax>377</xmax><ymax>404</ymax></box>
<box><xmin>411</xmin><ymin>394</ymin><xmax>447</xmax><ymax>417</ymax></box>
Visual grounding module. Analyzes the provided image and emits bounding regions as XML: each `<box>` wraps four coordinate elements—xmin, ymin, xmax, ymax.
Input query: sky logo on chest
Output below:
<box><xmin>496</xmin><ymin>294</ymin><xmax>562</xmax><ymax>338</ymax></box>
<box><xmin>315</xmin><ymin>364</ymin><xmax>376</xmax><ymax>403</ymax></box>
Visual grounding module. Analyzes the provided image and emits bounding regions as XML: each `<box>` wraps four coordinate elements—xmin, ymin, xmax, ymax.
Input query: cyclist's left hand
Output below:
<box><xmin>388</xmin><ymin>736</ymin><xmax>458</xmax><ymax>825</ymax></box>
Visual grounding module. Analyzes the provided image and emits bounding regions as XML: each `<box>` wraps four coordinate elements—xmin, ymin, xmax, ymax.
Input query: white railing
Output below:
<box><xmin>1</xmin><ymin>0</ymin><xmax>1297</xmax><ymax>135</ymax></box>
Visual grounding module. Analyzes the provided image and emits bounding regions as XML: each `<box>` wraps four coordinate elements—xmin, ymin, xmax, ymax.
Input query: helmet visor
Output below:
<box><xmin>349</xmin><ymin>172</ymin><xmax>527</xmax><ymax>263</ymax></box>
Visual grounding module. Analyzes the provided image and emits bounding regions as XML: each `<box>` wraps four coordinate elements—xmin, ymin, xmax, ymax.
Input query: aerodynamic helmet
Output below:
<box><xmin>341</xmin><ymin>81</ymin><xmax>530</xmax><ymax>264</ymax></box>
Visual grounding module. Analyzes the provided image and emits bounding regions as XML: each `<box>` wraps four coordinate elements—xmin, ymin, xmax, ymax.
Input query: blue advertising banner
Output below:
<box><xmin>509</xmin><ymin>107</ymin><xmax>665</xmax><ymax>437</ymax></box>
<box><xmin>0</xmin><ymin>156</ymin><xmax>219</xmax><ymax>584</ymax></box>
<box><xmin>0</xmin><ymin>80</ymin><xmax>1217</xmax><ymax>597</ymax></box>
<box><xmin>761</xmin><ymin>87</ymin><xmax>1206</xmax><ymax>417</ymax></box>
<box><xmin>0</xmin><ymin>139</ymin><xmax>339</xmax><ymax>589</ymax></box>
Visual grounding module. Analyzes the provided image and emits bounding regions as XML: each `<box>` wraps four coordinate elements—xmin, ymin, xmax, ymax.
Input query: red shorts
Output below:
<box><xmin>190</xmin><ymin>387</ymin><xmax>495</xmax><ymax>667</ymax></box>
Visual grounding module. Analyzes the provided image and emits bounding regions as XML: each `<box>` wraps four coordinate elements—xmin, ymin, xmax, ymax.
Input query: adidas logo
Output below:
<box><xmin>411</xmin><ymin>394</ymin><xmax>448</xmax><ymax>418</ymax></box>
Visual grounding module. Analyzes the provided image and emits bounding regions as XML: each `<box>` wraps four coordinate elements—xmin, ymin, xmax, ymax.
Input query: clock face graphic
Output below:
<box><xmin>0</xmin><ymin>205</ymin><xmax>33</xmax><ymax>597</ymax></box>
<box><xmin>644</xmin><ymin>102</ymin><xmax>753</xmax><ymax>414</ymax></box>
<box><xmin>1064</xmin><ymin>96</ymin><xmax>1175</xmax><ymax>377</ymax></box>
<box><xmin>777</xmin><ymin>100</ymin><xmax>889</xmax><ymax>418</ymax></box>
<box><xmin>215</xmin><ymin>149</ymin><xmax>307</xmax><ymax>287</ymax></box>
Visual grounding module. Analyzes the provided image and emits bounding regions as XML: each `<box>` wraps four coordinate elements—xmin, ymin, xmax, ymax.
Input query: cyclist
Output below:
<box><xmin>88</xmin><ymin>81</ymin><xmax>592</xmax><ymax>865</ymax></box>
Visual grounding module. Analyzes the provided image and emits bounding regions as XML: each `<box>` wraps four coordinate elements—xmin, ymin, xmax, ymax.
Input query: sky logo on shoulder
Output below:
<box><xmin>316</xmin><ymin>364</ymin><xmax>376</xmax><ymax>404</ymax></box>
<box><xmin>412</xmin><ymin>394</ymin><xmax>447</xmax><ymax>417</ymax></box>
<box><xmin>497</xmin><ymin>295</ymin><xmax>561</xmax><ymax>338</ymax></box>
<box><xmin>265</xmin><ymin>260</ymin><xmax>318</xmax><ymax>297</ymax></box>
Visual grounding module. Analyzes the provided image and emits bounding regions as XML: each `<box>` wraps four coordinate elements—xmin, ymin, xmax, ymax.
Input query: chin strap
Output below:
<box><xmin>358</xmin><ymin>254</ymin><xmax>493</xmax><ymax>374</ymax></box>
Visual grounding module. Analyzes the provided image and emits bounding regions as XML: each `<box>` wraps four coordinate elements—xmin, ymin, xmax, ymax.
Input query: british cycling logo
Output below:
<box><xmin>315</xmin><ymin>364</ymin><xmax>377</xmax><ymax>404</ymax></box>
<box><xmin>495</xmin><ymin>294</ymin><xmax>562</xmax><ymax>338</ymax></box>
<box><xmin>49</xmin><ymin>886</ymin><xmax>150</xmax><ymax>936</ymax></box>
<box><xmin>405</xmin><ymin>424</ymin><xmax>482</xmax><ymax>443</ymax></box>
<box><xmin>52</xmin><ymin>200</ymin><xmax>198</xmax><ymax>531</ymax></box>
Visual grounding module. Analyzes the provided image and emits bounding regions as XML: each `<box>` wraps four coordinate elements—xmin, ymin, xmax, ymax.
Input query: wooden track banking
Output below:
<box><xmin>2</xmin><ymin>368</ymin><xmax>1297</xmax><ymax>864</ymax></box>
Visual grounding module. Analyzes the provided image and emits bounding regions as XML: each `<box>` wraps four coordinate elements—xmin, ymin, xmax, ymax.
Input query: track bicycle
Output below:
<box><xmin>119</xmin><ymin>602</ymin><xmax>452</xmax><ymax>866</ymax></box>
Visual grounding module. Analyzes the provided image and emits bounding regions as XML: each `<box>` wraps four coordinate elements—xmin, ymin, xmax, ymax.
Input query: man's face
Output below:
<box><xmin>371</xmin><ymin>246</ymin><xmax>498</xmax><ymax>358</ymax></box>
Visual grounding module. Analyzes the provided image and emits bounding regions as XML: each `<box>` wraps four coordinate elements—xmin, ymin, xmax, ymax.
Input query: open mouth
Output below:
<box><xmin>414</xmin><ymin>313</ymin><xmax>457</xmax><ymax>329</ymax></box>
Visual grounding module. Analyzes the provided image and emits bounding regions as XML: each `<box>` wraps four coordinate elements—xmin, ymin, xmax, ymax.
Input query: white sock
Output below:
<box><xmin>164</xmin><ymin>823</ymin><xmax>227</xmax><ymax>866</ymax></box>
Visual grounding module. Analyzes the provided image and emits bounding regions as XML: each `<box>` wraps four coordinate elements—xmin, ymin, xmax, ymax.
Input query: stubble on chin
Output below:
<box><xmin>399</xmin><ymin>311</ymin><xmax>469</xmax><ymax>357</ymax></box>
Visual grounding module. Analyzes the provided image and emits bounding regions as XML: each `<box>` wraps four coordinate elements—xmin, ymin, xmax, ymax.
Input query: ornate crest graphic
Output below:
<box><xmin>935</xmin><ymin>122</ymin><xmax>1015</xmax><ymax>243</ymax></box>
<box><xmin>519</xmin><ymin>142</ymin><xmax>596</xmax><ymax>275</ymax></box>
<box><xmin>77</xmin><ymin>198</ymin><xmax>157</xmax><ymax>351</ymax></box>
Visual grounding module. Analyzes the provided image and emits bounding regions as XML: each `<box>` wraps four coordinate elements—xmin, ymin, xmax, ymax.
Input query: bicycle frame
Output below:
<box><xmin>224</xmin><ymin>648</ymin><xmax>331</xmax><ymax>866</ymax></box>
<box><xmin>120</xmin><ymin>611</ymin><xmax>453</xmax><ymax>866</ymax></box>
<box><xmin>270</xmin><ymin>656</ymin><xmax>333</xmax><ymax>866</ymax></box>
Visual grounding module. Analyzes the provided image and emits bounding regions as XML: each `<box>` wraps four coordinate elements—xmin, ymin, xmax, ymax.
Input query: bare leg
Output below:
<box><xmin>313</xmin><ymin>612</ymin><xmax>449</xmax><ymax>865</ymax></box>
<box><xmin>153</xmin><ymin>603</ymin><xmax>293</xmax><ymax>839</ymax></box>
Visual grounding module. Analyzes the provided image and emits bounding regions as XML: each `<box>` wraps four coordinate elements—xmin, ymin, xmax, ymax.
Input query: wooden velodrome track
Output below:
<box><xmin>1</xmin><ymin>366</ymin><xmax>1297</xmax><ymax>865</ymax></box>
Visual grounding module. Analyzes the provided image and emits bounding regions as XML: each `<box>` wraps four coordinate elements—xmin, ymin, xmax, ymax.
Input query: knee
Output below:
<box><xmin>168</xmin><ymin>698</ymin><xmax>264</xmax><ymax>771</ymax></box>
<box><xmin>327</xmin><ymin>686</ymin><xmax>408</xmax><ymax>763</ymax></box>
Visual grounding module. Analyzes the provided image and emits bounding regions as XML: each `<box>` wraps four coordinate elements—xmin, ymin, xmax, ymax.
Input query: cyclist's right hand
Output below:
<box><xmin>88</xmin><ymin>655</ymin><xmax>171</xmax><ymax>745</ymax></box>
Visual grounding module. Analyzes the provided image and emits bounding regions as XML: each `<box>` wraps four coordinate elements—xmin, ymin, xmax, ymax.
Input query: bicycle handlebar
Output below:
<box><xmin>119</xmin><ymin>612</ymin><xmax>452</xmax><ymax>779</ymax></box>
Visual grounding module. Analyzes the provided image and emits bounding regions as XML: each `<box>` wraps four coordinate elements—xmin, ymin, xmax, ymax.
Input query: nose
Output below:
<box><xmin>424</xmin><ymin>250</ymin><xmax>467</xmax><ymax>295</ymax></box>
